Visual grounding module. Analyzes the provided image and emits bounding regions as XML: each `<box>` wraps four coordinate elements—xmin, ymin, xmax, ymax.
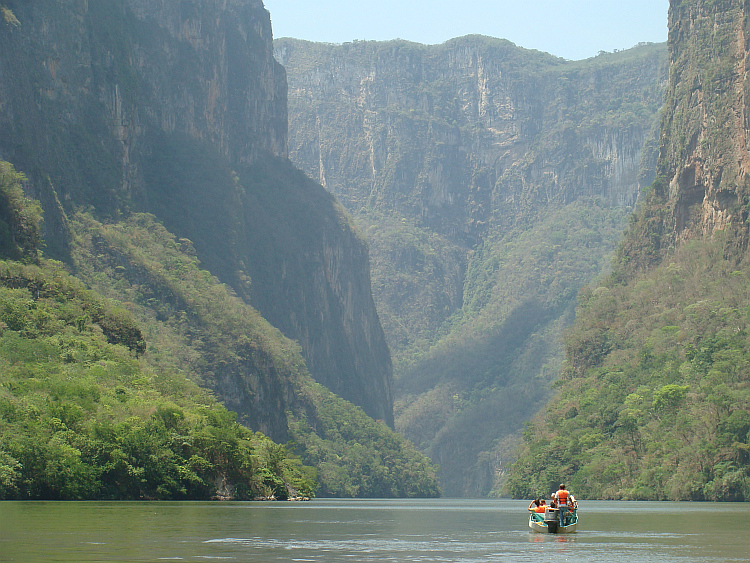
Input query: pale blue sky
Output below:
<box><xmin>263</xmin><ymin>0</ymin><xmax>669</xmax><ymax>61</ymax></box>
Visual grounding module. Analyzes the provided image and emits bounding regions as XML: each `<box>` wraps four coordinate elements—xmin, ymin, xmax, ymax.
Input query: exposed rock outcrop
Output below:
<box><xmin>0</xmin><ymin>0</ymin><xmax>394</xmax><ymax>432</ymax></box>
<box><xmin>616</xmin><ymin>0</ymin><xmax>750</xmax><ymax>274</ymax></box>
<box><xmin>0</xmin><ymin>0</ymin><xmax>285</xmax><ymax>211</ymax></box>
<box><xmin>276</xmin><ymin>37</ymin><xmax>668</xmax><ymax>247</ymax></box>
<box><xmin>278</xmin><ymin>36</ymin><xmax>669</xmax><ymax>495</ymax></box>
<box><xmin>658</xmin><ymin>0</ymin><xmax>750</xmax><ymax>240</ymax></box>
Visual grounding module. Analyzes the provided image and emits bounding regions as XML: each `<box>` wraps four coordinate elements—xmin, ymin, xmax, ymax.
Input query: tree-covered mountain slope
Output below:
<box><xmin>0</xmin><ymin>264</ymin><xmax>316</xmax><ymax>501</ymax></box>
<box><xmin>0</xmin><ymin>159</ymin><xmax>440</xmax><ymax>499</ymax></box>
<box><xmin>277</xmin><ymin>36</ymin><xmax>668</xmax><ymax>495</ymax></box>
<box><xmin>69</xmin><ymin>208</ymin><xmax>440</xmax><ymax>498</ymax></box>
<box><xmin>507</xmin><ymin>232</ymin><xmax>750</xmax><ymax>500</ymax></box>
<box><xmin>0</xmin><ymin>162</ymin><xmax>316</xmax><ymax>500</ymax></box>
<box><xmin>0</xmin><ymin>0</ymin><xmax>393</xmax><ymax>430</ymax></box>
<box><xmin>0</xmin><ymin>1</ymin><xmax>441</xmax><ymax>498</ymax></box>
<box><xmin>507</xmin><ymin>0</ymin><xmax>750</xmax><ymax>500</ymax></box>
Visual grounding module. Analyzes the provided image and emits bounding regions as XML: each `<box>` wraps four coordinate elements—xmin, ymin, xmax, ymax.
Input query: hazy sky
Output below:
<box><xmin>263</xmin><ymin>0</ymin><xmax>669</xmax><ymax>61</ymax></box>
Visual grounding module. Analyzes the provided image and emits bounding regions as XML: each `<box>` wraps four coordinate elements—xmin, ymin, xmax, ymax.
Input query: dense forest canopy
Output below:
<box><xmin>507</xmin><ymin>230</ymin><xmax>750</xmax><ymax>501</ymax></box>
<box><xmin>70</xmin><ymin>210</ymin><xmax>440</xmax><ymax>498</ymax></box>
<box><xmin>0</xmin><ymin>232</ymin><xmax>314</xmax><ymax>499</ymax></box>
<box><xmin>0</xmin><ymin>158</ymin><xmax>441</xmax><ymax>499</ymax></box>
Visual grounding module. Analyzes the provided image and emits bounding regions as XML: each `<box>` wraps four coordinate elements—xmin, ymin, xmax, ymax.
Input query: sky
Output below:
<box><xmin>263</xmin><ymin>0</ymin><xmax>669</xmax><ymax>61</ymax></box>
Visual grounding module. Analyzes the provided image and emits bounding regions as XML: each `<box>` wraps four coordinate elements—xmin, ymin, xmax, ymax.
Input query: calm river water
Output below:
<box><xmin>1</xmin><ymin>499</ymin><xmax>749</xmax><ymax>562</ymax></box>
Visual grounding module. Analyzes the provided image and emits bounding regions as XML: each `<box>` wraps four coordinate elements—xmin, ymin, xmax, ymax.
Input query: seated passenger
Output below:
<box><xmin>528</xmin><ymin>499</ymin><xmax>546</xmax><ymax>521</ymax></box>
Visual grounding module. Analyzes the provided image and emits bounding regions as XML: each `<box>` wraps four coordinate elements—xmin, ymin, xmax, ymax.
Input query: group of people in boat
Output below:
<box><xmin>528</xmin><ymin>484</ymin><xmax>578</xmax><ymax>527</ymax></box>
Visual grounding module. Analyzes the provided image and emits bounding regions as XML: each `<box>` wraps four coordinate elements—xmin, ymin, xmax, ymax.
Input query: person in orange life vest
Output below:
<box><xmin>528</xmin><ymin>498</ymin><xmax>546</xmax><ymax>522</ymax></box>
<box><xmin>553</xmin><ymin>484</ymin><xmax>573</xmax><ymax>525</ymax></box>
<box><xmin>528</xmin><ymin>499</ymin><xmax>547</xmax><ymax>513</ymax></box>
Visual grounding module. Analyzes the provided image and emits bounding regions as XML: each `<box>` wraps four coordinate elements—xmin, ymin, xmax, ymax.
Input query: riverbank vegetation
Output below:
<box><xmin>0</xmin><ymin>160</ymin><xmax>440</xmax><ymax>499</ymax></box>
<box><xmin>507</xmin><ymin>227</ymin><xmax>750</xmax><ymax>501</ymax></box>
<box><xmin>69</xmin><ymin>210</ymin><xmax>440</xmax><ymax>499</ymax></box>
<box><xmin>0</xmin><ymin>259</ymin><xmax>315</xmax><ymax>500</ymax></box>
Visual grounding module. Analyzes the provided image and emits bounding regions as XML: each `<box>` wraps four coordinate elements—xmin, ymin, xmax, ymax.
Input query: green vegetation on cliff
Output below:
<box><xmin>141</xmin><ymin>136</ymin><xmax>394</xmax><ymax>426</ymax></box>
<box><xmin>0</xmin><ymin>163</ymin><xmax>42</xmax><ymax>264</ymax></box>
<box><xmin>289</xmin><ymin>380</ymin><xmax>440</xmax><ymax>498</ymax></box>
<box><xmin>69</xmin><ymin>210</ymin><xmax>439</xmax><ymax>498</ymax></box>
<box><xmin>506</xmin><ymin>0</ymin><xmax>750</xmax><ymax>501</ymax></box>
<box><xmin>0</xmin><ymin>5</ymin><xmax>18</xmax><ymax>27</ymax></box>
<box><xmin>507</xmin><ymin>232</ymin><xmax>750</xmax><ymax>500</ymax></box>
<box><xmin>395</xmin><ymin>200</ymin><xmax>629</xmax><ymax>496</ymax></box>
<box><xmin>0</xmin><ymin>158</ymin><xmax>441</xmax><ymax>499</ymax></box>
<box><xmin>0</xmin><ymin>165</ymin><xmax>316</xmax><ymax>500</ymax></box>
<box><xmin>0</xmin><ymin>259</ymin><xmax>315</xmax><ymax>500</ymax></box>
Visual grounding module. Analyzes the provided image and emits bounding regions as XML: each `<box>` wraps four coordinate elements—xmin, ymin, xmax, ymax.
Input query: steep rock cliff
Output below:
<box><xmin>277</xmin><ymin>37</ymin><xmax>667</xmax><ymax>362</ymax></box>
<box><xmin>277</xmin><ymin>37</ymin><xmax>666</xmax><ymax>246</ymax></box>
<box><xmin>0</xmin><ymin>0</ymin><xmax>393</xmax><ymax>430</ymax></box>
<box><xmin>660</xmin><ymin>0</ymin><xmax>750</xmax><ymax>238</ymax></box>
<box><xmin>278</xmin><ymin>36</ymin><xmax>668</xmax><ymax>495</ymax></box>
<box><xmin>619</xmin><ymin>0</ymin><xmax>750</xmax><ymax>266</ymax></box>
<box><xmin>0</xmin><ymin>0</ymin><xmax>285</xmax><ymax>216</ymax></box>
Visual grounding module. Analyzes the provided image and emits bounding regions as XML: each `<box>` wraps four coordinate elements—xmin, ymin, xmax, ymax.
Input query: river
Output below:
<box><xmin>1</xmin><ymin>499</ymin><xmax>748</xmax><ymax>562</ymax></box>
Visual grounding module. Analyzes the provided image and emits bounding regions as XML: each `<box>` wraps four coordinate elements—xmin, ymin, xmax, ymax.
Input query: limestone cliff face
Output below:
<box><xmin>220</xmin><ymin>157</ymin><xmax>395</xmax><ymax>427</ymax></box>
<box><xmin>0</xmin><ymin>0</ymin><xmax>393</xmax><ymax>432</ymax></box>
<box><xmin>657</xmin><ymin>0</ymin><xmax>750</xmax><ymax>240</ymax></box>
<box><xmin>276</xmin><ymin>37</ymin><xmax>667</xmax><ymax>246</ymax></box>
<box><xmin>0</xmin><ymin>0</ymin><xmax>285</xmax><ymax>213</ymax></box>
<box><xmin>278</xmin><ymin>36</ymin><xmax>669</xmax><ymax>496</ymax></box>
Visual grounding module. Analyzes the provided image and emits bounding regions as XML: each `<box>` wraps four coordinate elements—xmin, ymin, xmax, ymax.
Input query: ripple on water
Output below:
<box><xmin>3</xmin><ymin>500</ymin><xmax>748</xmax><ymax>563</ymax></box>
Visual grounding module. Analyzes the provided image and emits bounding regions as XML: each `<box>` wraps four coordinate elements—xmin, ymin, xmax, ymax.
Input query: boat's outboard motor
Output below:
<box><xmin>544</xmin><ymin>508</ymin><xmax>559</xmax><ymax>533</ymax></box>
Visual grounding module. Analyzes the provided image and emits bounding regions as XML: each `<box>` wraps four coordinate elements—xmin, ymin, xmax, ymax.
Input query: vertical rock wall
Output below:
<box><xmin>277</xmin><ymin>37</ymin><xmax>668</xmax><ymax>247</ymax></box>
<box><xmin>0</xmin><ymin>0</ymin><xmax>286</xmax><ymax>211</ymax></box>
<box><xmin>658</xmin><ymin>0</ymin><xmax>750</xmax><ymax>240</ymax></box>
<box><xmin>278</xmin><ymin>36</ymin><xmax>669</xmax><ymax>495</ymax></box>
<box><xmin>0</xmin><ymin>0</ymin><xmax>394</xmax><ymax>430</ymax></box>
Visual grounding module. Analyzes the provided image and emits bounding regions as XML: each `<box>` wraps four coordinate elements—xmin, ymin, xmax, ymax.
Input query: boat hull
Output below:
<box><xmin>528</xmin><ymin>514</ymin><xmax>578</xmax><ymax>534</ymax></box>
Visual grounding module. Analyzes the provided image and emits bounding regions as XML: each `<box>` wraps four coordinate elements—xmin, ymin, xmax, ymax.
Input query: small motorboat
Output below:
<box><xmin>528</xmin><ymin>507</ymin><xmax>578</xmax><ymax>534</ymax></box>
